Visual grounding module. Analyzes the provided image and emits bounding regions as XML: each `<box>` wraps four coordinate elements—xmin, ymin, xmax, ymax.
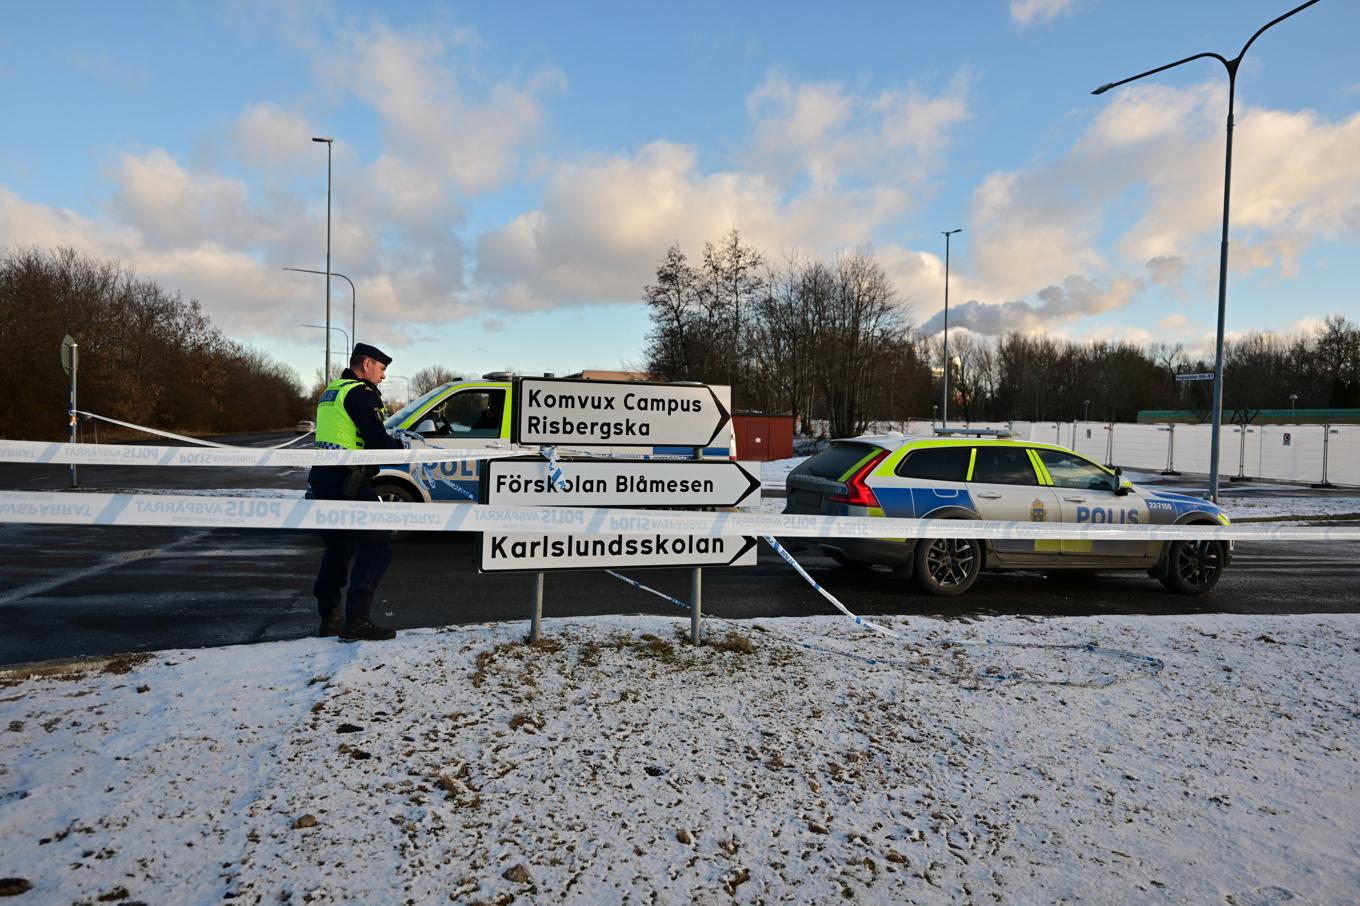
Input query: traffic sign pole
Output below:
<box><xmin>690</xmin><ymin>444</ymin><xmax>702</xmax><ymax>647</ymax></box>
<box><xmin>529</xmin><ymin>571</ymin><xmax>544</xmax><ymax>644</ymax></box>
<box><xmin>62</xmin><ymin>336</ymin><xmax>79</xmax><ymax>488</ymax></box>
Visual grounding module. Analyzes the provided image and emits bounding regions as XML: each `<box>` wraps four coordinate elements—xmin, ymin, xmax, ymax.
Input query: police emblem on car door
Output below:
<box><xmin>966</xmin><ymin>446</ymin><xmax>1063</xmax><ymax>564</ymax></box>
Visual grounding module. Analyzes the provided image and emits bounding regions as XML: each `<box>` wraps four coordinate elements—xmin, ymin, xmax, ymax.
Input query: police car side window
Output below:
<box><xmin>896</xmin><ymin>447</ymin><xmax>970</xmax><ymax>482</ymax></box>
<box><xmin>1037</xmin><ymin>450</ymin><xmax>1115</xmax><ymax>491</ymax></box>
<box><xmin>445</xmin><ymin>389</ymin><xmax>505</xmax><ymax>438</ymax></box>
<box><xmin>970</xmin><ymin>447</ymin><xmax>1038</xmax><ymax>485</ymax></box>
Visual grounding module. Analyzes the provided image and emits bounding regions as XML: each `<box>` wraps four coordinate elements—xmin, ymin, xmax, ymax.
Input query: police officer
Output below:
<box><xmin>310</xmin><ymin>343</ymin><xmax>405</xmax><ymax>641</ymax></box>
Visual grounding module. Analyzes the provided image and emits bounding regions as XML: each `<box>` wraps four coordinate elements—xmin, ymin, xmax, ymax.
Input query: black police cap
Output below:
<box><xmin>352</xmin><ymin>342</ymin><xmax>392</xmax><ymax>366</ymax></box>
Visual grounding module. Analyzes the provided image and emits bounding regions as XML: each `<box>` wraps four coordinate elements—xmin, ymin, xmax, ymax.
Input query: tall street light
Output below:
<box><xmin>940</xmin><ymin>228</ymin><xmax>962</xmax><ymax>428</ymax></box>
<box><xmin>312</xmin><ymin>136</ymin><xmax>334</xmax><ymax>381</ymax></box>
<box><xmin>285</xmin><ymin>267</ymin><xmax>357</xmax><ymax>349</ymax></box>
<box><xmin>301</xmin><ymin>323</ymin><xmax>350</xmax><ymax>356</ymax></box>
<box><xmin>1092</xmin><ymin>0</ymin><xmax>1319</xmax><ymax>502</ymax></box>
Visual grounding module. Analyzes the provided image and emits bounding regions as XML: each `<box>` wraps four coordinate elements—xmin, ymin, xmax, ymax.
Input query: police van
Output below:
<box><xmin>376</xmin><ymin>373</ymin><xmax>735</xmax><ymax>505</ymax></box>
<box><xmin>784</xmin><ymin>431</ymin><xmax>1232</xmax><ymax>596</ymax></box>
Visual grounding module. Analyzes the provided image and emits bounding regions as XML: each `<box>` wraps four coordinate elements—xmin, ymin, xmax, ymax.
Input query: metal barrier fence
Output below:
<box><xmin>858</xmin><ymin>420</ymin><xmax>1357</xmax><ymax>487</ymax></box>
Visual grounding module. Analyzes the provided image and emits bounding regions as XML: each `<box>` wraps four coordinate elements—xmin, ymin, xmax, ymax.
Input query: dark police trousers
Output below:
<box><xmin>311</xmin><ymin>478</ymin><xmax>392</xmax><ymax>624</ymax></box>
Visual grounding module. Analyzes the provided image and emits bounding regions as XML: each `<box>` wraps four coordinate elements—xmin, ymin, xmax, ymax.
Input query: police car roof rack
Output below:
<box><xmin>933</xmin><ymin>427</ymin><xmax>1013</xmax><ymax>438</ymax></box>
<box><xmin>483</xmin><ymin>371</ymin><xmax>557</xmax><ymax>381</ymax></box>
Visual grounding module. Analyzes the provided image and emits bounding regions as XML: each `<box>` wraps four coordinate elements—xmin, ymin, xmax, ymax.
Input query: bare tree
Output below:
<box><xmin>411</xmin><ymin>366</ymin><xmax>460</xmax><ymax>397</ymax></box>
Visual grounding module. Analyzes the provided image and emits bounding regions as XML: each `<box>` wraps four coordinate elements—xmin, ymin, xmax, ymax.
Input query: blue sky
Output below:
<box><xmin>2</xmin><ymin>0</ymin><xmax>1357</xmax><ymax>392</ymax></box>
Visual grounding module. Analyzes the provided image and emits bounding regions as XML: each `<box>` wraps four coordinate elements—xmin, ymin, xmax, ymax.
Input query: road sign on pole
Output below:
<box><xmin>1175</xmin><ymin>372</ymin><xmax>1216</xmax><ymax>382</ymax></box>
<box><xmin>483</xmin><ymin>458</ymin><xmax>761</xmax><ymax>508</ymax></box>
<box><xmin>61</xmin><ymin>335</ymin><xmax>78</xmax><ymax>488</ymax></box>
<box><xmin>480</xmin><ymin>533</ymin><xmax>758</xmax><ymax>572</ymax></box>
<box><xmin>512</xmin><ymin>377</ymin><xmax>731</xmax><ymax>447</ymax></box>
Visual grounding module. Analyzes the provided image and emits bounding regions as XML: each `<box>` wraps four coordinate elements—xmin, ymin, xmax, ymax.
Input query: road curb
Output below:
<box><xmin>0</xmin><ymin>652</ymin><xmax>152</xmax><ymax>682</ymax></box>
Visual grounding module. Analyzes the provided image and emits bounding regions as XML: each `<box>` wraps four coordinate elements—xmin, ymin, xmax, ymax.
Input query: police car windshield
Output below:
<box><xmin>385</xmin><ymin>384</ymin><xmax>450</xmax><ymax>430</ymax></box>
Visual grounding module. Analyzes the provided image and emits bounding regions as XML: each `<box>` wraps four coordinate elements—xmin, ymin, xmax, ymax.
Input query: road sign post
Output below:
<box><xmin>61</xmin><ymin>335</ymin><xmax>78</xmax><ymax>488</ymax></box>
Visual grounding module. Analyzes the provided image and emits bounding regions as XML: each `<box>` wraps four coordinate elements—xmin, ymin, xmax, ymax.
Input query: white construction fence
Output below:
<box><xmin>862</xmin><ymin>420</ymin><xmax>1359</xmax><ymax>487</ymax></box>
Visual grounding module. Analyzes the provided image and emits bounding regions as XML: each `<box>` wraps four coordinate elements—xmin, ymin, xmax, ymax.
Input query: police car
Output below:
<box><xmin>783</xmin><ymin>431</ymin><xmax>1231</xmax><ymax>596</ymax></box>
<box><xmin>374</xmin><ymin>374</ymin><xmax>735</xmax><ymax>506</ymax></box>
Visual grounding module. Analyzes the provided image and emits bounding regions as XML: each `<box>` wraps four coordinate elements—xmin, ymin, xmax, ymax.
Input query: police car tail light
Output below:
<box><xmin>829</xmin><ymin>450</ymin><xmax>888</xmax><ymax>508</ymax></box>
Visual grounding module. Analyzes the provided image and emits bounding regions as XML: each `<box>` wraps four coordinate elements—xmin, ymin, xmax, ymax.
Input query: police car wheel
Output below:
<box><xmin>374</xmin><ymin>482</ymin><xmax>419</xmax><ymax>541</ymax></box>
<box><xmin>1158</xmin><ymin>539</ymin><xmax>1226</xmax><ymax>595</ymax></box>
<box><xmin>914</xmin><ymin>537</ymin><xmax>981</xmax><ymax>596</ymax></box>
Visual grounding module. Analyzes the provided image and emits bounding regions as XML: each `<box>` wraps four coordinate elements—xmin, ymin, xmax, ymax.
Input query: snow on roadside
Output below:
<box><xmin>1</xmin><ymin>613</ymin><xmax>1356</xmax><ymax>904</ymax></box>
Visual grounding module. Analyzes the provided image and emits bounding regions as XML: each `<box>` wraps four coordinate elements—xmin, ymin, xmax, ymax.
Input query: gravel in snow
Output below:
<box><xmin>1</xmin><ymin>612</ymin><xmax>1356</xmax><ymax>904</ymax></box>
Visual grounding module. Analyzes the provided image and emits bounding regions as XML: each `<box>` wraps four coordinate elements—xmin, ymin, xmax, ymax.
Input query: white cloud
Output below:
<box><xmin>232</xmin><ymin>103</ymin><xmax>320</xmax><ymax>169</ymax></box>
<box><xmin>954</xmin><ymin>80</ymin><xmax>1360</xmax><ymax>337</ymax></box>
<box><xmin>1009</xmin><ymin>0</ymin><xmax>1078</xmax><ymax>27</ymax></box>
<box><xmin>318</xmin><ymin>24</ymin><xmax>563</xmax><ymax>219</ymax></box>
<box><xmin>474</xmin><ymin>73</ymin><xmax>971</xmax><ymax>311</ymax></box>
<box><xmin>920</xmin><ymin>274</ymin><xmax>1145</xmax><ymax>336</ymax></box>
<box><xmin>746</xmin><ymin>70</ymin><xmax>970</xmax><ymax>191</ymax></box>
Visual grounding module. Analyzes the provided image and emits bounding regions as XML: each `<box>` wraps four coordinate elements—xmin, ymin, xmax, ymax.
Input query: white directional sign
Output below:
<box><xmin>512</xmin><ymin>377</ymin><xmax>730</xmax><ymax>447</ymax></box>
<box><xmin>1175</xmin><ymin>372</ymin><xmax>1216</xmax><ymax>382</ymax></box>
<box><xmin>483</xmin><ymin>458</ymin><xmax>761</xmax><ymax>508</ymax></box>
<box><xmin>480</xmin><ymin>532</ymin><xmax>758</xmax><ymax>572</ymax></box>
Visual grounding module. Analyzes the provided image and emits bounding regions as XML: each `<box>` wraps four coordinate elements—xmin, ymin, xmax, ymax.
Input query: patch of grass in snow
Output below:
<box><xmin>632</xmin><ymin>634</ymin><xmax>678</xmax><ymax>663</ymax></box>
<box><xmin>708</xmin><ymin>632</ymin><xmax>757</xmax><ymax>655</ymax></box>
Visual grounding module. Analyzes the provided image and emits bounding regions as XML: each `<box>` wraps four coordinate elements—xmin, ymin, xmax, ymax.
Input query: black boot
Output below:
<box><xmin>339</xmin><ymin>619</ymin><xmax>396</xmax><ymax>642</ymax></box>
<box><xmin>319</xmin><ymin>611</ymin><xmax>342</xmax><ymax>638</ymax></box>
<box><xmin>318</xmin><ymin>600</ymin><xmax>342</xmax><ymax>638</ymax></box>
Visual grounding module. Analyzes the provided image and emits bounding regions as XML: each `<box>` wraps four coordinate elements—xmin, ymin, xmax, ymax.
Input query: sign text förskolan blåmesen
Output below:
<box><xmin>483</xmin><ymin>458</ymin><xmax>761</xmax><ymax>508</ymax></box>
<box><xmin>511</xmin><ymin>377</ymin><xmax>731</xmax><ymax>447</ymax></box>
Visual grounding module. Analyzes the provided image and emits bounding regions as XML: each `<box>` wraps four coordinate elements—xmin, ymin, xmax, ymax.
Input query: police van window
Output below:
<box><xmin>1036</xmin><ymin>449</ymin><xmax>1116</xmax><ymax>491</ymax></box>
<box><xmin>970</xmin><ymin>447</ymin><xmax>1038</xmax><ymax>485</ymax></box>
<box><xmin>423</xmin><ymin>389</ymin><xmax>505</xmax><ymax>438</ymax></box>
<box><xmin>896</xmin><ymin>446</ymin><xmax>970</xmax><ymax>481</ymax></box>
<box><xmin>792</xmin><ymin>442</ymin><xmax>882</xmax><ymax>480</ymax></box>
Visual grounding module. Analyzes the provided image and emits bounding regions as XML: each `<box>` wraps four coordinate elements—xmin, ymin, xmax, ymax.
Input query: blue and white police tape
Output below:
<box><xmin>389</xmin><ymin>428</ymin><xmax>482</xmax><ymax>502</ymax></box>
<box><xmin>605</xmin><ymin>571</ymin><xmax>694</xmax><ymax>612</ymax></box>
<box><xmin>0</xmin><ymin>439</ymin><xmax>524</xmax><ymax>469</ymax></box>
<box><xmin>75</xmin><ymin>409</ymin><xmax>311</xmax><ymax>450</ymax></box>
<box><xmin>760</xmin><ymin>535</ymin><xmax>904</xmax><ymax>639</ymax></box>
<box><xmin>5</xmin><ymin>490</ymin><xmax>1360</xmax><ymax>541</ymax></box>
<box><xmin>540</xmin><ymin>445</ymin><xmax>569</xmax><ymax>490</ymax></box>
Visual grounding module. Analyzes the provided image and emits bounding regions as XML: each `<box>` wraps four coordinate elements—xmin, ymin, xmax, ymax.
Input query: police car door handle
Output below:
<box><xmin>976</xmin><ymin>492</ymin><xmax>1003</xmax><ymax>499</ymax></box>
<box><xmin>1064</xmin><ymin>495</ymin><xmax>1087</xmax><ymax>502</ymax></box>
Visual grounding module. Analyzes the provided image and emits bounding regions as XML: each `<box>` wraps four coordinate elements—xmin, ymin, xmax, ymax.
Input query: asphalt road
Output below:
<box><xmin>2</xmin><ymin>431</ymin><xmax>1357</xmax><ymax>667</ymax></box>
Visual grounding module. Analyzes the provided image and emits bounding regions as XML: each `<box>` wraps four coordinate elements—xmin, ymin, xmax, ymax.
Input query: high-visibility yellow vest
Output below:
<box><xmin>315</xmin><ymin>378</ymin><xmax>366</xmax><ymax>450</ymax></box>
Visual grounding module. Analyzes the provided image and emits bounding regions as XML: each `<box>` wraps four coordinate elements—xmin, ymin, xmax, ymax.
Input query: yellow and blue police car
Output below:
<box><xmin>783</xmin><ymin>430</ymin><xmax>1231</xmax><ymax>596</ymax></box>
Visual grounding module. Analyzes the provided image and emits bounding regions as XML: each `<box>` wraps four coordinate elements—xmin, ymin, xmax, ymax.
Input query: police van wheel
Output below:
<box><xmin>1158</xmin><ymin>540</ymin><xmax>1226</xmax><ymax>595</ymax></box>
<box><xmin>374</xmin><ymin>482</ymin><xmax>419</xmax><ymax>541</ymax></box>
<box><xmin>913</xmin><ymin>538</ymin><xmax>981</xmax><ymax>596</ymax></box>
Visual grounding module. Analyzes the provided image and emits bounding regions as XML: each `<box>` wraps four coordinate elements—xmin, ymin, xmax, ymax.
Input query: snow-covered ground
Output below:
<box><xmin>1</xmin><ymin>613</ymin><xmax>1356</xmax><ymax>904</ymax></box>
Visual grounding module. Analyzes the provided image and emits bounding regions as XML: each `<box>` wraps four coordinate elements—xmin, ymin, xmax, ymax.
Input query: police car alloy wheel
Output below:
<box><xmin>374</xmin><ymin>481</ymin><xmax>419</xmax><ymax>541</ymax></box>
<box><xmin>914</xmin><ymin>537</ymin><xmax>982</xmax><ymax>596</ymax></box>
<box><xmin>1159</xmin><ymin>539</ymin><xmax>1226</xmax><ymax>595</ymax></box>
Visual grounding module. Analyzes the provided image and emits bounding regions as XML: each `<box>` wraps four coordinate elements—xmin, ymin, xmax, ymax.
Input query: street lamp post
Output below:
<box><xmin>285</xmin><ymin>267</ymin><xmax>357</xmax><ymax>349</ymax></box>
<box><xmin>301</xmin><ymin>323</ymin><xmax>350</xmax><ymax>356</ymax></box>
<box><xmin>1289</xmin><ymin>392</ymin><xmax>1298</xmax><ymax>419</ymax></box>
<box><xmin>312</xmin><ymin>136</ymin><xmax>334</xmax><ymax>380</ymax></box>
<box><xmin>1092</xmin><ymin>0</ymin><xmax>1319</xmax><ymax>502</ymax></box>
<box><xmin>1084</xmin><ymin>399</ymin><xmax>1091</xmax><ymax>422</ymax></box>
<box><xmin>940</xmin><ymin>228</ymin><xmax>962</xmax><ymax>429</ymax></box>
